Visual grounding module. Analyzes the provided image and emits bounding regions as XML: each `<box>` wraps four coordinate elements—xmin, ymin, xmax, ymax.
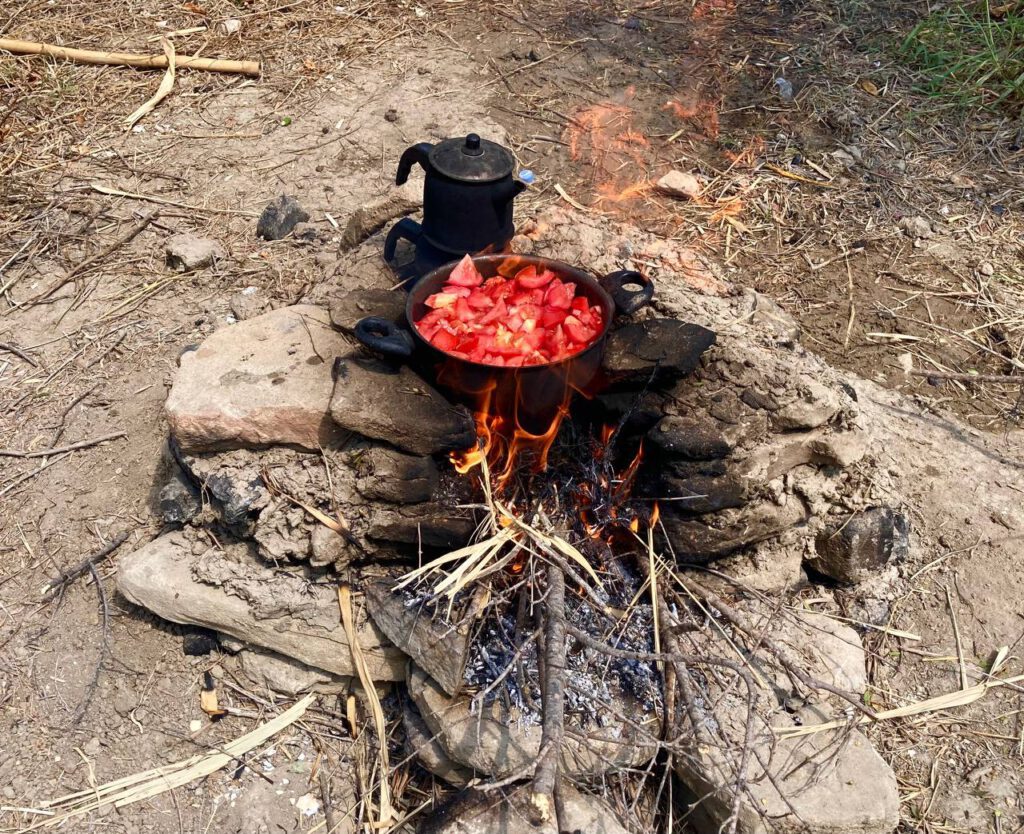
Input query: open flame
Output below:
<box><xmin>449</xmin><ymin>375</ymin><xmax>571</xmax><ymax>492</ymax></box>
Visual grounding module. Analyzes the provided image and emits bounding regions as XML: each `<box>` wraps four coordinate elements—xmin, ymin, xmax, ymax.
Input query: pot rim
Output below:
<box><xmin>406</xmin><ymin>254</ymin><xmax>615</xmax><ymax>373</ymax></box>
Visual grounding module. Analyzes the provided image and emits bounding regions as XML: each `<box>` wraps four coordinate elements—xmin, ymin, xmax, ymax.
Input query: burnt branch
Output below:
<box><xmin>530</xmin><ymin>563</ymin><xmax>566</xmax><ymax>826</ymax></box>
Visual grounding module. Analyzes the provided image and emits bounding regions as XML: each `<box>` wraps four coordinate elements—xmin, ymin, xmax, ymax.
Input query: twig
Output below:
<box><xmin>910</xmin><ymin>369</ymin><xmax>1024</xmax><ymax>384</ymax></box>
<box><xmin>0</xmin><ymin>431</ymin><xmax>126</xmax><ymax>459</ymax></box>
<box><xmin>70</xmin><ymin>563</ymin><xmax>111</xmax><ymax>726</ymax></box>
<box><xmin>318</xmin><ymin>767</ymin><xmax>338</xmax><ymax>834</ymax></box>
<box><xmin>42</xmin><ymin>531</ymin><xmax>131</xmax><ymax>598</ymax></box>
<box><xmin>24</xmin><ymin>211</ymin><xmax>159</xmax><ymax>303</ymax></box>
<box><xmin>530</xmin><ymin>563</ymin><xmax>566</xmax><ymax>826</ymax></box>
<box><xmin>0</xmin><ymin>452</ymin><xmax>71</xmax><ymax>500</ymax></box>
<box><xmin>0</xmin><ymin>341</ymin><xmax>37</xmax><ymax>366</ymax></box>
<box><xmin>945</xmin><ymin>585</ymin><xmax>969</xmax><ymax>691</ymax></box>
<box><xmin>0</xmin><ymin>37</ymin><xmax>260</xmax><ymax>76</ymax></box>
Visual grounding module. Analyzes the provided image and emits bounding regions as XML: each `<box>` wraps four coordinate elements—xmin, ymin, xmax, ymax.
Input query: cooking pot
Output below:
<box><xmin>354</xmin><ymin>254</ymin><xmax>654</xmax><ymax>433</ymax></box>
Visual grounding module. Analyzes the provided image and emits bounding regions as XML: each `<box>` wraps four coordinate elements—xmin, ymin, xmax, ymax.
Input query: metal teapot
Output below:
<box><xmin>383</xmin><ymin>133</ymin><xmax>527</xmax><ymax>278</ymax></box>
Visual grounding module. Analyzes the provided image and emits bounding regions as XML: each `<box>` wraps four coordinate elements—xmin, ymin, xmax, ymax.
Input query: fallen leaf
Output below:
<box><xmin>183</xmin><ymin>2</ymin><xmax>207</xmax><ymax>15</ymax></box>
<box><xmin>860</xmin><ymin>79</ymin><xmax>880</xmax><ymax>96</ymax></box>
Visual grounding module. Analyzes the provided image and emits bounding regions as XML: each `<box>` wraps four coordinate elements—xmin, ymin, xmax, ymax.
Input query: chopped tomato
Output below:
<box><xmin>448</xmin><ymin>254</ymin><xmax>484</xmax><ymax>287</ymax></box>
<box><xmin>415</xmin><ymin>260</ymin><xmax>605</xmax><ymax>366</ymax></box>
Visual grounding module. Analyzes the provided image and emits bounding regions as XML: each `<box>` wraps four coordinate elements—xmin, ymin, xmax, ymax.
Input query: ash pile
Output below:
<box><xmin>118</xmin><ymin>203</ymin><xmax>908</xmax><ymax>834</ymax></box>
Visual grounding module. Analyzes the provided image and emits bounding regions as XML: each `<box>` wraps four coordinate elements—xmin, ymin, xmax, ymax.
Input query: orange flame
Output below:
<box><xmin>650</xmin><ymin>501</ymin><xmax>660</xmax><ymax>529</ymax></box>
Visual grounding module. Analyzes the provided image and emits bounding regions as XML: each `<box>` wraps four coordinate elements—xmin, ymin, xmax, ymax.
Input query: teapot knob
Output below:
<box><xmin>463</xmin><ymin>134</ymin><xmax>483</xmax><ymax>156</ymax></box>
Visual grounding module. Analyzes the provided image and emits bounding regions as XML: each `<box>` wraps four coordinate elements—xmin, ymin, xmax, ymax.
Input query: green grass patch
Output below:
<box><xmin>900</xmin><ymin>1</ymin><xmax>1024</xmax><ymax>109</ymax></box>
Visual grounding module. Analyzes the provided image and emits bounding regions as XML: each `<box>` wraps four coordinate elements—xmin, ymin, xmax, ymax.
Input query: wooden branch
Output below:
<box><xmin>0</xmin><ymin>38</ymin><xmax>261</xmax><ymax>76</ymax></box>
<box><xmin>910</xmin><ymin>369</ymin><xmax>1024</xmax><ymax>384</ymax></box>
<box><xmin>42</xmin><ymin>531</ymin><xmax>131</xmax><ymax>598</ymax></box>
<box><xmin>531</xmin><ymin>563</ymin><xmax>566</xmax><ymax>826</ymax></box>
<box><xmin>0</xmin><ymin>431</ymin><xmax>126</xmax><ymax>459</ymax></box>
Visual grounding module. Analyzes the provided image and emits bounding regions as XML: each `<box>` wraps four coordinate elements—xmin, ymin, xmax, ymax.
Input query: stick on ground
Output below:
<box><xmin>0</xmin><ymin>37</ymin><xmax>260</xmax><ymax>76</ymax></box>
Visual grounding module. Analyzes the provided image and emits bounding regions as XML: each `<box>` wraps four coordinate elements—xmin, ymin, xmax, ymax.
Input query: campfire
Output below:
<box><xmin>107</xmin><ymin>132</ymin><xmax>904</xmax><ymax>834</ymax></box>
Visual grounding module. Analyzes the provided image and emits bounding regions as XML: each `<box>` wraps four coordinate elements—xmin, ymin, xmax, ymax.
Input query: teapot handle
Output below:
<box><xmin>396</xmin><ymin>142</ymin><xmax>434</xmax><ymax>186</ymax></box>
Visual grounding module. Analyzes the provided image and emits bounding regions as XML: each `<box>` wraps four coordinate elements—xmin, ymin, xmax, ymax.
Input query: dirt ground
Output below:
<box><xmin>1</xmin><ymin>1</ymin><xmax>1023</xmax><ymax>832</ymax></box>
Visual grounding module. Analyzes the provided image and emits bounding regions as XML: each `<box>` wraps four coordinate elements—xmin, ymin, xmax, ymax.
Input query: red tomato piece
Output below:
<box><xmin>515</xmin><ymin>265</ymin><xmax>556</xmax><ymax>290</ymax></box>
<box><xmin>539</xmin><ymin>306</ymin><xmax>568</xmax><ymax>328</ymax></box>
<box><xmin>545</xmin><ymin>280</ymin><xmax>574</xmax><ymax>309</ymax></box>
<box><xmin>426</xmin><ymin>292</ymin><xmax>457</xmax><ymax>309</ymax></box>
<box><xmin>433</xmin><ymin>329</ymin><xmax>458</xmax><ymax>352</ymax></box>
<box><xmin>562</xmin><ymin>315</ymin><xmax>594</xmax><ymax>345</ymax></box>
<box><xmin>447</xmin><ymin>254</ymin><xmax>484</xmax><ymax>288</ymax></box>
<box><xmin>467</xmin><ymin>289</ymin><xmax>491</xmax><ymax>310</ymax></box>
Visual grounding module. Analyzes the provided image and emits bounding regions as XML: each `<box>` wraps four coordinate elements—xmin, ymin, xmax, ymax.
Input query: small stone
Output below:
<box><xmin>158</xmin><ymin>469</ymin><xmax>202</xmax><ymax>525</ymax></box>
<box><xmin>602</xmin><ymin>319</ymin><xmax>716</xmax><ymax>384</ymax></box>
<box><xmin>295</xmin><ymin>794</ymin><xmax>320</xmax><ymax>817</ymax></box>
<box><xmin>330</xmin><ymin>353</ymin><xmax>475</xmax><ymax>456</ymax></box>
<box><xmin>749</xmin><ymin>290</ymin><xmax>801</xmax><ymax>344</ymax></box>
<box><xmin>257</xmin><ymin>195</ymin><xmax>310</xmax><ymax>241</ymax></box>
<box><xmin>83</xmin><ymin>738</ymin><xmax>101</xmax><ymax>757</ymax></box>
<box><xmin>656</xmin><ymin>170</ymin><xmax>702</xmax><ymax>200</ymax></box>
<box><xmin>182</xmin><ymin>628</ymin><xmax>220</xmax><ymax>656</ymax></box>
<box><xmin>290</xmin><ymin>222</ymin><xmax>321</xmax><ymax>242</ymax></box>
<box><xmin>165</xmin><ymin>234</ymin><xmax>226</xmax><ymax>271</ymax></box>
<box><xmin>772</xmin><ymin>379</ymin><xmax>842</xmax><ymax>430</ymax></box>
<box><xmin>166</xmin><ymin>305</ymin><xmax>348</xmax><ymax>453</ymax></box>
<box><xmin>648</xmin><ymin>416</ymin><xmax>731</xmax><ymax>460</ymax></box>
<box><xmin>383</xmin><ymin>108</ymin><xmax>399</xmax><ymax>123</ymax></box>
<box><xmin>219</xmin><ymin>18</ymin><xmax>241</xmax><ymax>35</ymax></box>
<box><xmin>189</xmin><ymin>719</ymin><xmax>203</xmax><ymax>732</ymax></box>
<box><xmin>898</xmin><ymin>215</ymin><xmax>933</xmax><ymax>240</ymax></box>
<box><xmin>229</xmin><ymin>287</ymin><xmax>269</xmax><ymax>322</ymax></box>
<box><xmin>811</xmin><ymin>507</ymin><xmax>910</xmax><ymax>585</ymax></box>
<box><xmin>309</xmin><ymin>524</ymin><xmax>355</xmax><ymax>570</ymax></box>
<box><xmin>978</xmin><ymin>261</ymin><xmax>995</xmax><ymax>277</ymax></box>
<box><xmin>329</xmin><ymin>289</ymin><xmax>408</xmax><ymax>333</ymax></box>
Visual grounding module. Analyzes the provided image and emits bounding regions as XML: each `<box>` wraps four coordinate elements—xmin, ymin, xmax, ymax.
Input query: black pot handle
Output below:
<box><xmin>601</xmin><ymin>270</ymin><xmax>654</xmax><ymax>316</ymax></box>
<box><xmin>383</xmin><ymin>217</ymin><xmax>423</xmax><ymax>263</ymax></box>
<box><xmin>395</xmin><ymin>142</ymin><xmax>434</xmax><ymax>186</ymax></box>
<box><xmin>354</xmin><ymin>316</ymin><xmax>415</xmax><ymax>360</ymax></box>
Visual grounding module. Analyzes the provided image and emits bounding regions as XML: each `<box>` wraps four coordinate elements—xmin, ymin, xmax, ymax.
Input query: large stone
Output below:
<box><xmin>256</xmin><ymin>195</ymin><xmax>309</xmax><ymax>240</ymax></box>
<box><xmin>402</xmin><ymin>700</ymin><xmax>472</xmax><ymax>787</ymax></box>
<box><xmin>648</xmin><ymin>416</ymin><xmax>731</xmax><ymax>460</ymax></box>
<box><xmin>330</xmin><ymin>354</ymin><xmax>475</xmax><ymax>456</ymax></box>
<box><xmin>661</xmin><ymin>474</ymin><xmax>746</xmax><ymax>515</ymax></box>
<box><xmin>117</xmin><ymin>532</ymin><xmax>405</xmax><ymax>680</ymax></box>
<box><xmin>166</xmin><ymin>305</ymin><xmax>347</xmax><ymax>453</ymax></box>
<box><xmin>366</xmin><ymin>504</ymin><xmax>476</xmax><ymax>549</ymax></box>
<box><xmin>365</xmin><ymin>582</ymin><xmax>469</xmax><ymax>696</ymax></box>
<box><xmin>239</xmin><ymin>646</ymin><xmax>350</xmax><ymax>695</ymax></box>
<box><xmin>737</xmin><ymin>427</ymin><xmax>867</xmax><ymax>484</ymax></box>
<box><xmin>408</xmin><ymin>665</ymin><xmax>659</xmax><ymax>778</ymax></box>
<box><xmin>419</xmin><ymin>783</ymin><xmax>633</xmax><ymax>834</ymax></box>
<box><xmin>678</xmin><ymin>720</ymin><xmax>899</xmax><ymax>834</ymax></box>
<box><xmin>602</xmin><ymin>319</ymin><xmax>716</xmax><ymax>384</ymax></box>
<box><xmin>662</xmin><ymin>498</ymin><xmax>808</xmax><ymax>563</ymax></box>
<box><xmin>355</xmin><ymin>447</ymin><xmax>438</xmax><ymax>504</ymax></box>
<box><xmin>812</xmin><ymin>507</ymin><xmax>910</xmax><ymax>585</ymax></box>
<box><xmin>329</xmin><ymin>289</ymin><xmax>408</xmax><ymax>334</ymax></box>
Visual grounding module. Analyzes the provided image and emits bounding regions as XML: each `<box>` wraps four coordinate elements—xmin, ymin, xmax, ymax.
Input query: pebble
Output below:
<box><xmin>978</xmin><ymin>262</ymin><xmax>995</xmax><ymax>277</ymax></box>
<box><xmin>189</xmin><ymin>719</ymin><xmax>203</xmax><ymax>732</ymax></box>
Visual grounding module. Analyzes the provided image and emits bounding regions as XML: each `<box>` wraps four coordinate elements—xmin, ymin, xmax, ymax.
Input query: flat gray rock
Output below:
<box><xmin>330</xmin><ymin>353</ymin><xmax>475</xmax><ymax>456</ymax></box>
<box><xmin>166</xmin><ymin>305</ymin><xmax>347</xmax><ymax>453</ymax></box>
<box><xmin>365</xmin><ymin>582</ymin><xmax>469</xmax><ymax>696</ymax></box>
<box><xmin>117</xmin><ymin>531</ymin><xmax>406</xmax><ymax>680</ymax></box>
<box><xmin>602</xmin><ymin>319</ymin><xmax>715</xmax><ymax>384</ymax></box>
<box><xmin>812</xmin><ymin>507</ymin><xmax>910</xmax><ymax>585</ymax></box>
<box><xmin>355</xmin><ymin>446</ymin><xmax>438</xmax><ymax>504</ymax></box>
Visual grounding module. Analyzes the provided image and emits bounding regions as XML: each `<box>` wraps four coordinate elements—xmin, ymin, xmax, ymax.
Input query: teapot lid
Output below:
<box><xmin>429</xmin><ymin>134</ymin><xmax>515</xmax><ymax>183</ymax></box>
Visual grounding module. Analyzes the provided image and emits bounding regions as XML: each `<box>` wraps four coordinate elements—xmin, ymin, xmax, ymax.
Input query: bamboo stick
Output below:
<box><xmin>0</xmin><ymin>37</ymin><xmax>260</xmax><ymax>76</ymax></box>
